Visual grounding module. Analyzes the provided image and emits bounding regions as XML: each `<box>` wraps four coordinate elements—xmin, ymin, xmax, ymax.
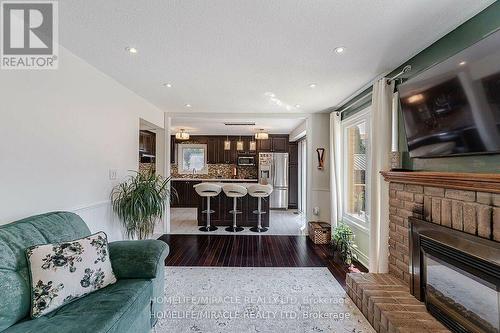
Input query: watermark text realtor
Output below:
<box><xmin>1</xmin><ymin>0</ymin><xmax>58</xmax><ymax>69</ymax></box>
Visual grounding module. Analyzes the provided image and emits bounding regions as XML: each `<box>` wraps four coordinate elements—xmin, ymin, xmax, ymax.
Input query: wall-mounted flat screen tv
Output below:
<box><xmin>399</xmin><ymin>30</ymin><xmax>500</xmax><ymax>158</ymax></box>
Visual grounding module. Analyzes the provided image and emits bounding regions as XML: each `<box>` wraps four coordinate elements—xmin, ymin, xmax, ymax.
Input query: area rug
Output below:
<box><xmin>155</xmin><ymin>267</ymin><xmax>374</xmax><ymax>332</ymax></box>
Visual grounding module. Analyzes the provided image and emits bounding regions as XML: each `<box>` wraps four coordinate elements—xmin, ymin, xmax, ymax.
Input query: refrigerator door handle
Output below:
<box><xmin>272</xmin><ymin>159</ymin><xmax>276</xmax><ymax>186</ymax></box>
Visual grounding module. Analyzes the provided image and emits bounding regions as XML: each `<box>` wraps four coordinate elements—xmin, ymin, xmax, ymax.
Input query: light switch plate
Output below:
<box><xmin>313</xmin><ymin>207</ymin><xmax>320</xmax><ymax>216</ymax></box>
<box><xmin>109</xmin><ymin>169</ymin><xmax>117</xmax><ymax>180</ymax></box>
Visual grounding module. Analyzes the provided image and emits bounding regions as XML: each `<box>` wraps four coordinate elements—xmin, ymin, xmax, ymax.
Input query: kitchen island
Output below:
<box><xmin>170</xmin><ymin>179</ymin><xmax>270</xmax><ymax>228</ymax></box>
<box><xmin>195</xmin><ymin>182</ymin><xmax>270</xmax><ymax>228</ymax></box>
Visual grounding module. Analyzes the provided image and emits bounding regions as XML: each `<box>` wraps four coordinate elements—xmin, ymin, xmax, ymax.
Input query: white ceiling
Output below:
<box><xmin>59</xmin><ymin>0</ymin><xmax>493</xmax><ymax>115</ymax></box>
<box><xmin>171</xmin><ymin>114</ymin><xmax>305</xmax><ymax>135</ymax></box>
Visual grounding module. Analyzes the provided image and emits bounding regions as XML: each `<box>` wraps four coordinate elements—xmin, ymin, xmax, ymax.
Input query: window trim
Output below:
<box><xmin>177</xmin><ymin>143</ymin><xmax>208</xmax><ymax>174</ymax></box>
<box><xmin>341</xmin><ymin>107</ymin><xmax>371</xmax><ymax>233</ymax></box>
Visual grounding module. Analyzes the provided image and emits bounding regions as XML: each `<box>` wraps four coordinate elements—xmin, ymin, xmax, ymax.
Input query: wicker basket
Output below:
<box><xmin>308</xmin><ymin>222</ymin><xmax>331</xmax><ymax>244</ymax></box>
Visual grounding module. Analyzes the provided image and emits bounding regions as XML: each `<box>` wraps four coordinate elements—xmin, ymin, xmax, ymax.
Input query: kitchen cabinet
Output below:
<box><xmin>170</xmin><ymin>135</ymin><xmax>176</xmax><ymax>164</ymax></box>
<box><xmin>236</xmin><ymin>136</ymin><xmax>256</xmax><ymax>155</ymax></box>
<box><xmin>197</xmin><ymin>187</ymin><xmax>269</xmax><ymax>227</ymax></box>
<box><xmin>169</xmin><ymin>135</ymin><xmax>289</xmax><ymax>165</ymax></box>
<box><xmin>271</xmin><ymin>136</ymin><xmax>288</xmax><ymax>152</ymax></box>
<box><xmin>289</xmin><ymin>142</ymin><xmax>299</xmax><ymax>209</ymax></box>
<box><xmin>223</xmin><ymin>136</ymin><xmax>238</xmax><ymax>164</ymax></box>
<box><xmin>255</xmin><ymin>135</ymin><xmax>288</xmax><ymax>153</ymax></box>
<box><xmin>288</xmin><ymin>141</ymin><xmax>298</xmax><ymax>163</ymax></box>
<box><xmin>139</xmin><ymin>131</ymin><xmax>155</xmax><ymax>154</ymax></box>
<box><xmin>207</xmin><ymin>137</ymin><xmax>219</xmax><ymax>164</ymax></box>
<box><xmin>170</xmin><ymin>180</ymin><xmax>202</xmax><ymax>207</ymax></box>
<box><xmin>257</xmin><ymin>138</ymin><xmax>271</xmax><ymax>152</ymax></box>
<box><xmin>216</xmin><ymin>137</ymin><xmax>226</xmax><ymax>163</ymax></box>
<box><xmin>288</xmin><ymin>142</ymin><xmax>298</xmax><ymax>209</ymax></box>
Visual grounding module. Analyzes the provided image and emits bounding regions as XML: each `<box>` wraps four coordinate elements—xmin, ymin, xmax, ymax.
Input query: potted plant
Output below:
<box><xmin>111</xmin><ymin>171</ymin><xmax>176</xmax><ymax>239</ymax></box>
<box><xmin>331</xmin><ymin>222</ymin><xmax>358</xmax><ymax>266</ymax></box>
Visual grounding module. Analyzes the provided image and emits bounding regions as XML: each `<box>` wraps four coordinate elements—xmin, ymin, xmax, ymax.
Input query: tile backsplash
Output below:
<box><xmin>171</xmin><ymin>163</ymin><xmax>257</xmax><ymax>179</ymax></box>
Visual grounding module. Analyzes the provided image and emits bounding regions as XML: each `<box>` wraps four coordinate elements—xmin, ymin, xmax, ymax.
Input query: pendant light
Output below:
<box><xmin>175</xmin><ymin>129</ymin><xmax>190</xmax><ymax>140</ymax></box>
<box><xmin>255</xmin><ymin>129</ymin><xmax>269</xmax><ymax>140</ymax></box>
<box><xmin>249</xmin><ymin>140</ymin><xmax>256</xmax><ymax>151</ymax></box>
<box><xmin>224</xmin><ymin>135</ymin><xmax>231</xmax><ymax>150</ymax></box>
<box><xmin>236</xmin><ymin>136</ymin><xmax>244</xmax><ymax>151</ymax></box>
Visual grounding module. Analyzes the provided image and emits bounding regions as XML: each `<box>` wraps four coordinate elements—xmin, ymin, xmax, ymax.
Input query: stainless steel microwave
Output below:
<box><xmin>237</xmin><ymin>156</ymin><xmax>255</xmax><ymax>166</ymax></box>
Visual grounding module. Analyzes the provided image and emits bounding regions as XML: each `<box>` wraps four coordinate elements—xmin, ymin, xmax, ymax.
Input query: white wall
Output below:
<box><xmin>306</xmin><ymin>114</ymin><xmax>330</xmax><ymax>222</ymax></box>
<box><xmin>0</xmin><ymin>46</ymin><xmax>164</xmax><ymax>241</ymax></box>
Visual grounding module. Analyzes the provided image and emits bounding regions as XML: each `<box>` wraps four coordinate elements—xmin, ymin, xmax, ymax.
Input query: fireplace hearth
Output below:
<box><xmin>410</xmin><ymin>217</ymin><xmax>500</xmax><ymax>333</ymax></box>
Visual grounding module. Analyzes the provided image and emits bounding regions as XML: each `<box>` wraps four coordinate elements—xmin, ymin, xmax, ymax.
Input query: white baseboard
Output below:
<box><xmin>352</xmin><ymin>247</ymin><xmax>369</xmax><ymax>269</ymax></box>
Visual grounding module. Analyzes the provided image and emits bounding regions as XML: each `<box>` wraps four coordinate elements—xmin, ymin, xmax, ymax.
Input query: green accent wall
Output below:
<box><xmin>340</xmin><ymin>2</ymin><xmax>500</xmax><ymax>173</ymax></box>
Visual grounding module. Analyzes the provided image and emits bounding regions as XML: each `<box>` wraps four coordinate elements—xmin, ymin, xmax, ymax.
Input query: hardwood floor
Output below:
<box><xmin>158</xmin><ymin>234</ymin><xmax>367</xmax><ymax>288</ymax></box>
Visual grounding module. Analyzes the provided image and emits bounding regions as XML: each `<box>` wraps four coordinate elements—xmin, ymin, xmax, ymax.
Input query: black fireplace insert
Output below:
<box><xmin>409</xmin><ymin>217</ymin><xmax>500</xmax><ymax>333</ymax></box>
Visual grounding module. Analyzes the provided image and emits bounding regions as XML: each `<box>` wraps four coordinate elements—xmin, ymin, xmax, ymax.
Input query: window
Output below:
<box><xmin>177</xmin><ymin>144</ymin><xmax>208</xmax><ymax>174</ymax></box>
<box><xmin>342</xmin><ymin>108</ymin><xmax>370</xmax><ymax>229</ymax></box>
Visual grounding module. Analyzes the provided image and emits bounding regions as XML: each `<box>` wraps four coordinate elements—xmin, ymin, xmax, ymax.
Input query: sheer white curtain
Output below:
<box><xmin>329</xmin><ymin>112</ymin><xmax>342</xmax><ymax>229</ymax></box>
<box><xmin>369</xmin><ymin>78</ymin><xmax>395</xmax><ymax>273</ymax></box>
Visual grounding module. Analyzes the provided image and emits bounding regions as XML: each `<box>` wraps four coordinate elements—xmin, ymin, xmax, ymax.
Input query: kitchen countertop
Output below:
<box><xmin>171</xmin><ymin>178</ymin><xmax>258</xmax><ymax>182</ymax></box>
<box><xmin>196</xmin><ymin>182</ymin><xmax>270</xmax><ymax>189</ymax></box>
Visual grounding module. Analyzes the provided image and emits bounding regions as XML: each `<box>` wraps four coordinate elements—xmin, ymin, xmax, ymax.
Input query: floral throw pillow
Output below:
<box><xmin>26</xmin><ymin>232</ymin><xmax>117</xmax><ymax>318</ymax></box>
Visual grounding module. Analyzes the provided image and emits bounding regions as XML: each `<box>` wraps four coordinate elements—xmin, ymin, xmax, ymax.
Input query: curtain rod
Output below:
<box><xmin>335</xmin><ymin>92</ymin><xmax>372</xmax><ymax>115</ymax></box>
<box><xmin>386</xmin><ymin>65</ymin><xmax>412</xmax><ymax>84</ymax></box>
<box><xmin>335</xmin><ymin>64</ymin><xmax>412</xmax><ymax>116</ymax></box>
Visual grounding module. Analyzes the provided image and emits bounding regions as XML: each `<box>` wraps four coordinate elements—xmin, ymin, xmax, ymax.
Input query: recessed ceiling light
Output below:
<box><xmin>459</xmin><ymin>61</ymin><xmax>467</xmax><ymax>66</ymax></box>
<box><xmin>295</xmin><ymin>104</ymin><xmax>301</xmax><ymax>108</ymax></box>
<box><xmin>309</xmin><ymin>83</ymin><xmax>317</xmax><ymax>88</ymax></box>
<box><xmin>125</xmin><ymin>46</ymin><xmax>138</xmax><ymax>54</ymax></box>
<box><xmin>185</xmin><ymin>104</ymin><xmax>192</xmax><ymax>108</ymax></box>
<box><xmin>163</xmin><ymin>83</ymin><xmax>172</xmax><ymax>88</ymax></box>
<box><xmin>334</xmin><ymin>46</ymin><xmax>345</xmax><ymax>54</ymax></box>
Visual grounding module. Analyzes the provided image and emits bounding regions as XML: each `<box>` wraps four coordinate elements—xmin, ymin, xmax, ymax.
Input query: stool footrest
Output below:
<box><xmin>225</xmin><ymin>226</ymin><xmax>244</xmax><ymax>232</ymax></box>
<box><xmin>201</xmin><ymin>209</ymin><xmax>216</xmax><ymax>214</ymax></box>
<box><xmin>252</xmin><ymin>210</ymin><xmax>267</xmax><ymax>215</ymax></box>
<box><xmin>250</xmin><ymin>226</ymin><xmax>268</xmax><ymax>233</ymax></box>
<box><xmin>199</xmin><ymin>226</ymin><xmax>218</xmax><ymax>232</ymax></box>
<box><xmin>229</xmin><ymin>210</ymin><xmax>242</xmax><ymax>214</ymax></box>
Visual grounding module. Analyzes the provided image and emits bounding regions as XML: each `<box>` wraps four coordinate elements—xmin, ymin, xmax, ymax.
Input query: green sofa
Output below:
<box><xmin>0</xmin><ymin>212</ymin><xmax>169</xmax><ymax>333</ymax></box>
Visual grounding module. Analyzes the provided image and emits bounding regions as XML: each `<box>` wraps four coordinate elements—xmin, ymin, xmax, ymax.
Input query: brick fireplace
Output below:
<box><xmin>347</xmin><ymin>171</ymin><xmax>500</xmax><ymax>333</ymax></box>
<box><xmin>383</xmin><ymin>171</ymin><xmax>500</xmax><ymax>289</ymax></box>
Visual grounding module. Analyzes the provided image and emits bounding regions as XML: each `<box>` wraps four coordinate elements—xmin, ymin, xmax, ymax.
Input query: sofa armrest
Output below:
<box><xmin>109</xmin><ymin>240</ymin><xmax>169</xmax><ymax>279</ymax></box>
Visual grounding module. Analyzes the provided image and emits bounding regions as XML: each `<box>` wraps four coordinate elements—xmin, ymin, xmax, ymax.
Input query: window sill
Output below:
<box><xmin>342</xmin><ymin>216</ymin><xmax>369</xmax><ymax>234</ymax></box>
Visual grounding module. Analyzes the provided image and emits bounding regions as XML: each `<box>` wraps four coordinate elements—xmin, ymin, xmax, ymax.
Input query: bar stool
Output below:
<box><xmin>248</xmin><ymin>184</ymin><xmax>273</xmax><ymax>233</ymax></box>
<box><xmin>194</xmin><ymin>183</ymin><xmax>222</xmax><ymax>232</ymax></box>
<box><xmin>222</xmin><ymin>184</ymin><xmax>247</xmax><ymax>232</ymax></box>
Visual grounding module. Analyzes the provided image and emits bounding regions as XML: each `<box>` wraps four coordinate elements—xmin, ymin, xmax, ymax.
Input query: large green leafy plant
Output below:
<box><xmin>111</xmin><ymin>171</ymin><xmax>175</xmax><ymax>239</ymax></box>
<box><xmin>332</xmin><ymin>222</ymin><xmax>358</xmax><ymax>265</ymax></box>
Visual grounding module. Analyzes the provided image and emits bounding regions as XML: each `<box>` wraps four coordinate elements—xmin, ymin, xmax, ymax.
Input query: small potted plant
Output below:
<box><xmin>331</xmin><ymin>222</ymin><xmax>358</xmax><ymax>266</ymax></box>
<box><xmin>111</xmin><ymin>171</ymin><xmax>176</xmax><ymax>240</ymax></box>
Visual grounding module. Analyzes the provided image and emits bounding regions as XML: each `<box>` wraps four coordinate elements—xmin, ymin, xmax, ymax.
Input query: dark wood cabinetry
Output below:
<box><xmin>271</xmin><ymin>136</ymin><xmax>288</xmax><ymax>152</ymax></box>
<box><xmin>256</xmin><ymin>135</ymin><xmax>288</xmax><ymax>153</ymax></box>
<box><xmin>207</xmin><ymin>137</ymin><xmax>219</xmax><ymax>164</ymax></box>
<box><xmin>170</xmin><ymin>136</ymin><xmax>176</xmax><ymax>164</ymax></box>
<box><xmin>139</xmin><ymin>130</ymin><xmax>156</xmax><ymax>163</ymax></box>
<box><xmin>197</xmin><ymin>189</ymin><xmax>269</xmax><ymax>227</ymax></box>
<box><xmin>139</xmin><ymin>130</ymin><xmax>155</xmax><ymax>154</ymax></box>
<box><xmin>170</xmin><ymin>180</ymin><xmax>201</xmax><ymax>207</ymax></box>
<box><xmin>170</xmin><ymin>134</ymin><xmax>289</xmax><ymax>166</ymax></box>
<box><xmin>256</xmin><ymin>138</ymin><xmax>271</xmax><ymax>152</ymax></box>
<box><xmin>223</xmin><ymin>136</ymin><xmax>238</xmax><ymax>164</ymax></box>
<box><xmin>239</xmin><ymin>136</ymin><xmax>257</xmax><ymax>155</ymax></box>
<box><xmin>288</xmin><ymin>142</ymin><xmax>298</xmax><ymax>209</ymax></box>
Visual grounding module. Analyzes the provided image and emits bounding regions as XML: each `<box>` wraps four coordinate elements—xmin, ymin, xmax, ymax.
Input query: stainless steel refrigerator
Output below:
<box><xmin>258</xmin><ymin>152</ymin><xmax>288</xmax><ymax>209</ymax></box>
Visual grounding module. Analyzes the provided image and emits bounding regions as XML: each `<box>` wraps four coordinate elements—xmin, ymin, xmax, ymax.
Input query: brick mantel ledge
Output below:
<box><xmin>381</xmin><ymin>171</ymin><xmax>500</xmax><ymax>194</ymax></box>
